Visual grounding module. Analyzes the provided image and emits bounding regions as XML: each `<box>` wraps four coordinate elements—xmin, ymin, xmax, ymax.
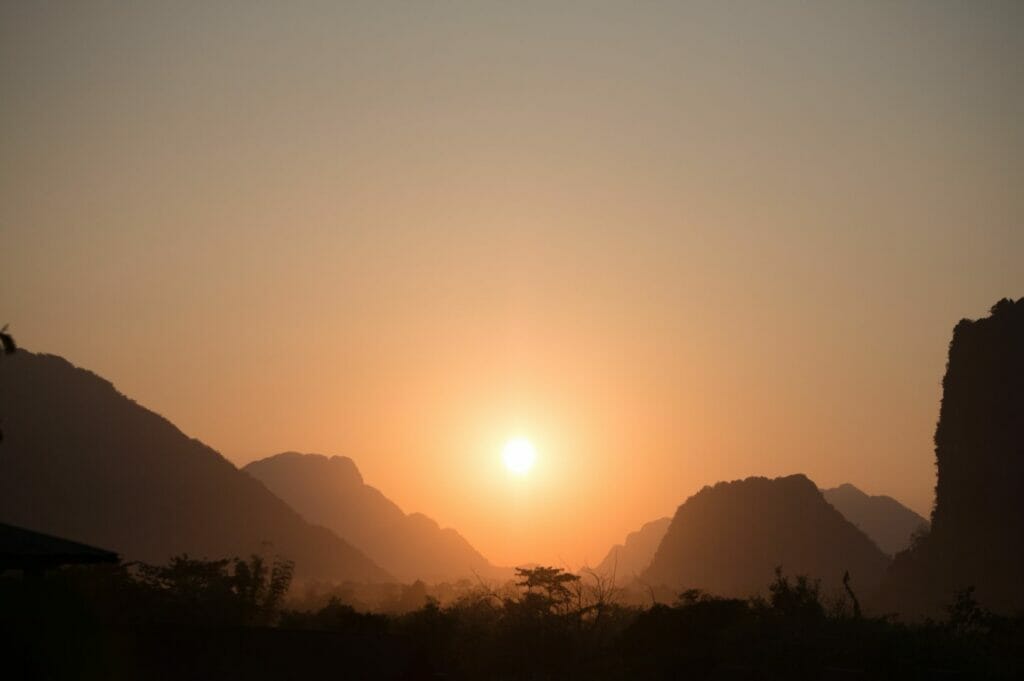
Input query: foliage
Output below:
<box><xmin>131</xmin><ymin>553</ymin><xmax>295</xmax><ymax>626</ymax></box>
<box><xmin>513</xmin><ymin>564</ymin><xmax>580</xmax><ymax>614</ymax></box>
<box><xmin>3</xmin><ymin>559</ymin><xmax>1024</xmax><ymax>680</ymax></box>
<box><xmin>947</xmin><ymin>586</ymin><xmax>991</xmax><ymax>637</ymax></box>
<box><xmin>279</xmin><ymin>596</ymin><xmax>389</xmax><ymax>635</ymax></box>
<box><xmin>766</xmin><ymin>566</ymin><xmax>824</xmax><ymax>619</ymax></box>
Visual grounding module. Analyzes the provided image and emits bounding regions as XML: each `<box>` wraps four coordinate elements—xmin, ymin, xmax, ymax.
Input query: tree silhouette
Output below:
<box><xmin>0</xmin><ymin>324</ymin><xmax>15</xmax><ymax>355</ymax></box>
<box><xmin>514</xmin><ymin>565</ymin><xmax>580</xmax><ymax>614</ymax></box>
<box><xmin>133</xmin><ymin>553</ymin><xmax>294</xmax><ymax>625</ymax></box>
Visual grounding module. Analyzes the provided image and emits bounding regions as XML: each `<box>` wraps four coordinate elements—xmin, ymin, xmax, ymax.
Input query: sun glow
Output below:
<box><xmin>502</xmin><ymin>437</ymin><xmax>537</xmax><ymax>475</ymax></box>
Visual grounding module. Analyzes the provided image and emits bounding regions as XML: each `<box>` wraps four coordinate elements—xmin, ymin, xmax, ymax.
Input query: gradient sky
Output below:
<box><xmin>2</xmin><ymin>1</ymin><xmax>1022</xmax><ymax>569</ymax></box>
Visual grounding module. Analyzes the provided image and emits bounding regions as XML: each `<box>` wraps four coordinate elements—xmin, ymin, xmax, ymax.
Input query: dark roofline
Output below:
<box><xmin>0</xmin><ymin>522</ymin><xmax>119</xmax><ymax>571</ymax></box>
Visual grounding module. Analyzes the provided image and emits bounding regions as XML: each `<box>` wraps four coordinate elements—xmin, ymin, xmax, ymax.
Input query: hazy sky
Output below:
<box><xmin>2</xmin><ymin>1</ymin><xmax>1022</xmax><ymax>568</ymax></box>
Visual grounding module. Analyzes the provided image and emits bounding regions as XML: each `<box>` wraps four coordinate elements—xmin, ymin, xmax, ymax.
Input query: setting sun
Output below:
<box><xmin>502</xmin><ymin>437</ymin><xmax>537</xmax><ymax>475</ymax></box>
<box><xmin>2</xmin><ymin>1</ymin><xmax>1022</xmax><ymax>675</ymax></box>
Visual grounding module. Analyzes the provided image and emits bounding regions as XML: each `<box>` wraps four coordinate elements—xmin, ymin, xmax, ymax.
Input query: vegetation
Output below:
<box><xmin>3</xmin><ymin>559</ymin><xmax>1022</xmax><ymax>680</ymax></box>
<box><xmin>130</xmin><ymin>554</ymin><xmax>295</xmax><ymax>626</ymax></box>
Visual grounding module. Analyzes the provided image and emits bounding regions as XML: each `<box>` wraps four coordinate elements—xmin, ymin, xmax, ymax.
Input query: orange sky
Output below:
<box><xmin>2</xmin><ymin>2</ymin><xmax>1022</xmax><ymax>568</ymax></box>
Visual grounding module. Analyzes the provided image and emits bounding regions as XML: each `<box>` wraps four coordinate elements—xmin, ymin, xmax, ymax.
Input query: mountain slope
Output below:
<box><xmin>881</xmin><ymin>298</ymin><xmax>1024</xmax><ymax>615</ymax></box>
<box><xmin>244</xmin><ymin>452</ymin><xmax>501</xmax><ymax>583</ymax></box>
<box><xmin>0</xmin><ymin>351</ymin><xmax>390</xmax><ymax>583</ymax></box>
<box><xmin>594</xmin><ymin>517</ymin><xmax>671</xmax><ymax>581</ymax></box>
<box><xmin>643</xmin><ymin>474</ymin><xmax>890</xmax><ymax>597</ymax></box>
<box><xmin>821</xmin><ymin>484</ymin><xmax>928</xmax><ymax>556</ymax></box>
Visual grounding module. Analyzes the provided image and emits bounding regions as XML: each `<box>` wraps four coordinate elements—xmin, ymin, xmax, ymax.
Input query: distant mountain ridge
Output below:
<box><xmin>821</xmin><ymin>483</ymin><xmax>928</xmax><ymax>556</ymax></box>
<box><xmin>643</xmin><ymin>474</ymin><xmax>890</xmax><ymax>597</ymax></box>
<box><xmin>596</xmin><ymin>482</ymin><xmax>922</xmax><ymax>586</ymax></box>
<box><xmin>0</xmin><ymin>351</ymin><xmax>390</xmax><ymax>583</ymax></box>
<box><xmin>244</xmin><ymin>452</ymin><xmax>503</xmax><ymax>583</ymax></box>
<box><xmin>594</xmin><ymin>517</ymin><xmax>670</xmax><ymax>581</ymax></box>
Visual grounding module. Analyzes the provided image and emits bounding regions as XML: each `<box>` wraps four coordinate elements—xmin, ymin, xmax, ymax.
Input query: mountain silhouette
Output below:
<box><xmin>642</xmin><ymin>474</ymin><xmax>890</xmax><ymax>598</ymax></box>
<box><xmin>881</xmin><ymin>298</ymin><xmax>1024</xmax><ymax>615</ymax></box>
<box><xmin>596</xmin><ymin>484</ymin><xmax>923</xmax><ymax>585</ymax></box>
<box><xmin>594</xmin><ymin>517</ymin><xmax>671</xmax><ymax>581</ymax></box>
<box><xmin>244</xmin><ymin>452</ymin><xmax>503</xmax><ymax>583</ymax></box>
<box><xmin>821</xmin><ymin>484</ymin><xmax>928</xmax><ymax>556</ymax></box>
<box><xmin>0</xmin><ymin>351</ymin><xmax>391</xmax><ymax>583</ymax></box>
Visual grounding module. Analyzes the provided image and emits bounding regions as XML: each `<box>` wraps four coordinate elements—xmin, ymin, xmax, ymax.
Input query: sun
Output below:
<box><xmin>502</xmin><ymin>437</ymin><xmax>537</xmax><ymax>475</ymax></box>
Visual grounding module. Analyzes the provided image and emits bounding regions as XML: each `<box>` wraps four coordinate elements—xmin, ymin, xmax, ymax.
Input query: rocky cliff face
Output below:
<box><xmin>882</xmin><ymin>298</ymin><xmax>1024</xmax><ymax>615</ymax></box>
<box><xmin>931</xmin><ymin>298</ymin><xmax>1024</xmax><ymax>545</ymax></box>
<box><xmin>643</xmin><ymin>474</ymin><xmax>890</xmax><ymax>598</ymax></box>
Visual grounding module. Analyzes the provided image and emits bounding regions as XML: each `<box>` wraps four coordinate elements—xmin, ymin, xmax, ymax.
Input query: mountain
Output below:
<box><xmin>821</xmin><ymin>484</ymin><xmax>928</xmax><ymax>556</ymax></box>
<box><xmin>244</xmin><ymin>452</ymin><xmax>502</xmax><ymax>583</ymax></box>
<box><xmin>881</xmin><ymin>298</ymin><xmax>1024</xmax><ymax>616</ymax></box>
<box><xmin>0</xmin><ymin>351</ymin><xmax>391</xmax><ymax>583</ymax></box>
<box><xmin>595</xmin><ymin>484</ymin><xmax>926</xmax><ymax>585</ymax></box>
<box><xmin>594</xmin><ymin>517</ymin><xmax>671</xmax><ymax>581</ymax></box>
<box><xmin>642</xmin><ymin>474</ymin><xmax>890</xmax><ymax>598</ymax></box>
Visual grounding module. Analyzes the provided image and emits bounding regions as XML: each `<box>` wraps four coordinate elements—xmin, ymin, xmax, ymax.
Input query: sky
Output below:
<box><xmin>2</xmin><ymin>1</ymin><xmax>1022</xmax><ymax>569</ymax></box>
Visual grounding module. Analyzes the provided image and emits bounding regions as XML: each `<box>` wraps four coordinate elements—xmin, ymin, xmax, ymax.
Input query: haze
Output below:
<box><xmin>2</xmin><ymin>1</ymin><xmax>1021</xmax><ymax>568</ymax></box>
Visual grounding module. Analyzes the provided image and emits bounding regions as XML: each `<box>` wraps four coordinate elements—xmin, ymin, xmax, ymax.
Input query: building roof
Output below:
<box><xmin>0</xmin><ymin>522</ymin><xmax>119</xmax><ymax>571</ymax></box>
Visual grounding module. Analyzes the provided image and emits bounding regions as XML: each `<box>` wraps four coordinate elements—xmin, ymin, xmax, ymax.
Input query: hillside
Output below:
<box><xmin>0</xmin><ymin>351</ymin><xmax>391</xmax><ymax>583</ymax></box>
<box><xmin>881</xmin><ymin>298</ymin><xmax>1024</xmax><ymax>615</ymax></box>
<box><xmin>244</xmin><ymin>452</ymin><xmax>502</xmax><ymax>583</ymax></box>
<box><xmin>643</xmin><ymin>474</ymin><xmax>890</xmax><ymax>597</ymax></box>
<box><xmin>821</xmin><ymin>484</ymin><xmax>928</xmax><ymax>556</ymax></box>
<box><xmin>594</xmin><ymin>517</ymin><xmax>671</xmax><ymax>581</ymax></box>
<box><xmin>596</xmin><ymin>483</ymin><xmax>926</xmax><ymax>586</ymax></box>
